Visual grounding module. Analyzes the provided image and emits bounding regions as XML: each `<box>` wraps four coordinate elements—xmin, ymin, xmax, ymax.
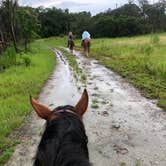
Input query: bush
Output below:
<box><xmin>0</xmin><ymin>47</ymin><xmax>16</xmax><ymax>71</ymax></box>
<box><xmin>22</xmin><ymin>56</ymin><xmax>31</xmax><ymax>66</ymax></box>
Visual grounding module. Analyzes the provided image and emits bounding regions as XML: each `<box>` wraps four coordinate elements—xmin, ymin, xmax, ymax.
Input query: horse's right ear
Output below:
<box><xmin>30</xmin><ymin>96</ymin><xmax>52</xmax><ymax>120</ymax></box>
<box><xmin>75</xmin><ymin>89</ymin><xmax>89</xmax><ymax>116</ymax></box>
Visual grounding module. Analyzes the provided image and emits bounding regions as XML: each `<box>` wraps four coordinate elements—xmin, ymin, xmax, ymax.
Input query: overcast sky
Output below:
<box><xmin>19</xmin><ymin>0</ymin><xmax>158</xmax><ymax>15</ymax></box>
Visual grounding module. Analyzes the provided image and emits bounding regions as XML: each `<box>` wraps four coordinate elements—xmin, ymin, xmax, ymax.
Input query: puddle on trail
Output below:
<box><xmin>5</xmin><ymin>48</ymin><xmax>166</xmax><ymax>166</ymax></box>
<box><xmin>39</xmin><ymin>49</ymin><xmax>80</xmax><ymax>107</ymax></box>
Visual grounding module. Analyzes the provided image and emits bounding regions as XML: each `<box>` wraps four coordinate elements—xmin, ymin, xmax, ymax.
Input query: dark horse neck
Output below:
<box><xmin>34</xmin><ymin>142</ymin><xmax>90</xmax><ymax>166</ymax></box>
<box><xmin>55</xmin><ymin>143</ymin><xmax>90</xmax><ymax>166</ymax></box>
<box><xmin>34</xmin><ymin>112</ymin><xmax>91</xmax><ymax>166</ymax></box>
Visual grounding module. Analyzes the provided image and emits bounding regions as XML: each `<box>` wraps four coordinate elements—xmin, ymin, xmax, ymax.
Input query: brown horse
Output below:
<box><xmin>68</xmin><ymin>40</ymin><xmax>74</xmax><ymax>53</ymax></box>
<box><xmin>30</xmin><ymin>89</ymin><xmax>91</xmax><ymax>166</ymax></box>
<box><xmin>82</xmin><ymin>39</ymin><xmax>91</xmax><ymax>57</ymax></box>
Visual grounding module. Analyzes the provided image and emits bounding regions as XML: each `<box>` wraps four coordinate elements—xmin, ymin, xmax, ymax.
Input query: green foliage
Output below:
<box><xmin>91</xmin><ymin>99</ymin><xmax>99</xmax><ymax>109</ymax></box>
<box><xmin>0</xmin><ymin>0</ymin><xmax>166</xmax><ymax>57</ymax></box>
<box><xmin>0</xmin><ymin>48</ymin><xmax>33</xmax><ymax>71</ymax></box>
<box><xmin>36</xmin><ymin>1</ymin><xmax>166</xmax><ymax>38</ymax></box>
<box><xmin>0</xmin><ymin>147</ymin><xmax>14</xmax><ymax>165</ymax></box>
<box><xmin>38</xmin><ymin>8</ymin><xmax>91</xmax><ymax>38</ymax></box>
<box><xmin>0</xmin><ymin>47</ymin><xmax>16</xmax><ymax>71</ymax></box>
<box><xmin>151</xmin><ymin>35</ymin><xmax>160</xmax><ymax>45</ymax></box>
<box><xmin>144</xmin><ymin>45</ymin><xmax>153</xmax><ymax>56</ymax></box>
<box><xmin>17</xmin><ymin>7</ymin><xmax>41</xmax><ymax>51</ymax></box>
<box><xmin>0</xmin><ymin>39</ymin><xmax>55</xmax><ymax>165</ymax></box>
<box><xmin>22</xmin><ymin>56</ymin><xmax>31</xmax><ymax>66</ymax></box>
<box><xmin>90</xmin><ymin>16</ymin><xmax>144</xmax><ymax>37</ymax></box>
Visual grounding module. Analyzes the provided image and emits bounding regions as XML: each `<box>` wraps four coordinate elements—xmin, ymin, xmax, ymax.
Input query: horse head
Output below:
<box><xmin>30</xmin><ymin>89</ymin><xmax>91</xmax><ymax>166</ymax></box>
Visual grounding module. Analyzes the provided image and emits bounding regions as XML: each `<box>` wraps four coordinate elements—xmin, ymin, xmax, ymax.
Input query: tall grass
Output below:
<box><xmin>0</xmin><ymin>39</ymin><xmax>56</xmax><ymax>165</ymax></box>
<box><xmin>0</xmin><ymin>47</ymin><xmax>16</xmax><ymax>71</ymax></box>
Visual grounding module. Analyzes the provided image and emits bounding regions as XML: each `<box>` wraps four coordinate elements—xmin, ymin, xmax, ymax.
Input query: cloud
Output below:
<box><xmin>53</xmin><ymin>1</ymin><xmax>90</xmax><ymax>8</ymax></box>
<box><xmin>49</xmin><ymin>1</ymin><xmax>109</xmax><ymax>15</ymax></box>
<box><xmin>19</xmin><ymin>0</ymin><xmax>62</xmax><ymax>7</ymax></box>
<box><xmin>19</xmin><ymin>0</ymin><xmax>159</xmax><ymax>15</ymax></box>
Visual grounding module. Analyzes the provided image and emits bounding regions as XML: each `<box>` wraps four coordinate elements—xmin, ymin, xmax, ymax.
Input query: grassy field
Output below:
<box><xmin>0</xmin><ymin>39</ymin><xmax>56</xmax><ymax>165</ymax></box>
<box><xmin>84</xmin><ymin>33</ymin><xmax>166</xmax><ymax>110</ymax></box>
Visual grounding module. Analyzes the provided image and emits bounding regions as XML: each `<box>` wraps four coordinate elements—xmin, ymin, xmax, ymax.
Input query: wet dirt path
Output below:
<box><xmin>72</xmin><ymin>50</ymin><xmax>166</xmax><ymax>166</ymax></box>
<box><xmin>5</xmin><ymin>49</ymin><xmax>80</xmax><ymax>166</ymax></box>
<box><xmin>5</xmin><ymin>49</ymin><xmax>166</xmax><ymax>166</ymax></box>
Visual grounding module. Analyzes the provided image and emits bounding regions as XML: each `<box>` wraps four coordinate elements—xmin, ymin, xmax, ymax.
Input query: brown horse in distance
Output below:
<box><xmin>82</xmin><ymin>39</ymin><xmax>91</xmax><ymax>57</ymax></box>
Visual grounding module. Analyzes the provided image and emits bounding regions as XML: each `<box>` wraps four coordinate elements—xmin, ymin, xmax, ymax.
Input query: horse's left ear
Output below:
<box><xmin>30</xmin><ymin>96</ymin><xmax>52</xmax><ymax>120</ymax></box>
<box><xmin>75</xmin><ymin>89</ymin><xmax>89</xmax><ymax>116</ymax></box>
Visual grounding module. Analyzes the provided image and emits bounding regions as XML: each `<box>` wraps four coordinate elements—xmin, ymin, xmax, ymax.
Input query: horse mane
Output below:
<box><xmin>33</xmin><ymin>105</ymin><xmax>91</xmax><ymax>166</ymax></box>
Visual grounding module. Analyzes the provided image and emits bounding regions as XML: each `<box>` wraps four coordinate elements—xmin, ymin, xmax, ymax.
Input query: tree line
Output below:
<box><xmin>0</xmin><ymin>0</ymin><xmax>166</xmax><ymax>54</ymax></box>
<box><xmin>0</xmin><ymin>0</ymin><xmax>40</xmax><ymax>54</ymax></box>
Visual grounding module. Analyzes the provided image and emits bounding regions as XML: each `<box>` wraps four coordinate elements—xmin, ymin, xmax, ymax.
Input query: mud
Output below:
<box><xmin>5</xmin><ymin>49</ymin><xmax>166</xmax><ymax>166</ymax></box>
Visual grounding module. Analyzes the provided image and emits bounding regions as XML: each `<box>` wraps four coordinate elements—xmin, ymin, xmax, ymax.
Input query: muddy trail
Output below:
<box><xmin>5</xmin><ymin>49</ymin><xmax>166</xmax><ymax>166</ymax></box>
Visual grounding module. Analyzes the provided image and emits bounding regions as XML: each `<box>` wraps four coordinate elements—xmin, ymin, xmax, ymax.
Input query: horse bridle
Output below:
<box><xmin>54</xmin><ymin>107</ymin><xmax>82</xmax><ymax>121</ymax></box>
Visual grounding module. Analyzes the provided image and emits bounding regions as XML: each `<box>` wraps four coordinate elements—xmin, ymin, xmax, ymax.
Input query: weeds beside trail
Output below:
<box><xmin>0</xmin><ymin>39</ymin><xmax>55</xmax><ymax>165</ymax></box>
<box><xmin>88</xmin><ymin>33</ymin><xmax>166</xmax><ymax>110</ymax></box>
<box><xmin>60</xmin><ymin>49</ymin><xmax>86</xmax><ymax>85</ymax></box>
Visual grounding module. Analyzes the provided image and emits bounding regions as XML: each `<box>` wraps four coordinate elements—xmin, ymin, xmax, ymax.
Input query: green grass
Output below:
<box><xmin>0</xmin><ymin>47</ymin><xmax>17</xmax><ymax>71</ymax></box>
<box><xmin>0</xmin><ymin>39</ymin><xmax>56</xmax><ymax>165</ymax></box>
<box><xmin>91</xmin><ymin>99</ymin><xmax>99</xmax><ymax>109</ymax></box>
<box><xmin>86</xmin><ymin>33</ymin><xmax>166</xmax><ymax>110</ymax></box>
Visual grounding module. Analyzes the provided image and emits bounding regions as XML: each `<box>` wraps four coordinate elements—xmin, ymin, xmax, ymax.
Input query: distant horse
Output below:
<box><xmin>68</xmin><ymin>40</ymin><xmax>74</xmax><ymax>53</ymax></box>
<box><xmin>82</xmin><ymin>39</ymin><xmax>91</xmax><ymax>57</ymax></box>
<box><xmin>30</xmin><ymin>89</ymin><xmax>91</xmax><ymax>166</ymax></box>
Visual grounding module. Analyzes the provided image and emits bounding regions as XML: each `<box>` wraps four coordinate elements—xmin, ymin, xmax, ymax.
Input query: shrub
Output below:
<box><xmin>22</xmin><ymin>56</ymin><xmax>31</xmax><ymax>66</ymax></box>
<box><xmin>0</xmin><ymin>47</ymin><xmax>16</xmax><ymax>71</ymax></box>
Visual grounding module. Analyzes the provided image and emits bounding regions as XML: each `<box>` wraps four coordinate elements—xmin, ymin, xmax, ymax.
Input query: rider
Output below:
<box><xmin>68</xmin><ymin>31</ymin><xmax>74</xmax><ymax>47</ymax></box>
<box><xmin>81</xmin><ymin>31</ymin><xmax>91</xmax><ymax>46</ymax></box>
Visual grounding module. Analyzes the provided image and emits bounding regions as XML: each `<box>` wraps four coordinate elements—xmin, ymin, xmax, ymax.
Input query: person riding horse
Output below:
<box><xmin>68</xmin><ymin>31</ymin><xmax>74</xmax><ymax>52</ymax></box>
<box><xmin>81</xmin><ymin>31</ymin><xmax>91</xmax><ymax>46</ymax></box>
<box><xmin>81</xmin><ymin>31</ymin><xmax>91</xmax><ymax>57</ymax></box>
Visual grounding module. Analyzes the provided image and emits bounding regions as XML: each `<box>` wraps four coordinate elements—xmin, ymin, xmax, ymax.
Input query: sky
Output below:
<box><xmin>19</xmin><ymin>0</ymin><xmax>158</xmax><ymax>15</ymax></box>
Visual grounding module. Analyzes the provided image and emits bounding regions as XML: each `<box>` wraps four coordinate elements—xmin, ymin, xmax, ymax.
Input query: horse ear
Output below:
<box><xmin>30</xmin><ymin>96</ymin><xmax>52</xmax><ymax>120</ymax></box>
<box><xmin>75</xmin><ymin>89</ymin><xmax>89</xmax><ymax>116</ymax></box>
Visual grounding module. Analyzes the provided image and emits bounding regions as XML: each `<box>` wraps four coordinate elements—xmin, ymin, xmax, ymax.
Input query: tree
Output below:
<box><xmin>0</xmin><ymin>0</ymin><xmax>19</xmax><ymax>52</ymax></box>
<box><xmin>17</xmin><ymin>7</ymin><xmax>40</xmax><ymax>51</ymax></box>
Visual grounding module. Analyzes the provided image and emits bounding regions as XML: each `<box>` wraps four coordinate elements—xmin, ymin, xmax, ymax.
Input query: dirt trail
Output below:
<box><xmin>5</xmin><ymin>49</ymin><xmax>166</xmax><ymax>166</ymax></box>
<box><xmin>72</xmin><ymin>50</ymin><xmax>166</xmax><ymax>166</ymax></box>
<box><xmin>5</xmin><ymin>49</ymin><xmax>80</xmax><ymax>166</ymax></box>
